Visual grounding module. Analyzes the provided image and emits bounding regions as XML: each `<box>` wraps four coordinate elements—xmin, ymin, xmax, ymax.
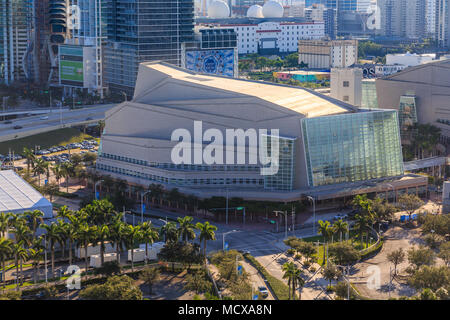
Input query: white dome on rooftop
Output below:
<box><xmin>247</xmin><ymin>5</ymin><xmax>264</xmax><ymax>18</ymax></box>
<box><xmin>208</xmin><ymin>0</ymin><xmax>230</xmax><ymax>18</ymax></box>
<box><xmin>262</xmin><ymin>1</ymin><xmax>284</xmax><ymax>18</ymax></box>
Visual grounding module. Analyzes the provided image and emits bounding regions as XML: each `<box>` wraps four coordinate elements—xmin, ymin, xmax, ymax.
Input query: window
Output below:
<box><xmin>343</xmin><ymin>81</ymin><xmax>350</xmax><ymax>87</ymax></box>
<box><xmin>343</xmin><ymin>96</ymin><xmax>349</xmax><ymax>102</ymax></box>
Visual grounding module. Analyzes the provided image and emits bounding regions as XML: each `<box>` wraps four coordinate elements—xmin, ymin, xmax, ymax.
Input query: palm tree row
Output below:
<box><xmin>0</xmin><ymin>199</ymin><xmax>218</xmax><ymax>288</ymax></box>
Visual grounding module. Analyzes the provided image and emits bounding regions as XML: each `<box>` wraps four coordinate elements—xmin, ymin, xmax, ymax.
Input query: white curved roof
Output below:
<box><xmin>247</xmin><ymin>5</ymin><xmax>264</xmax><ymax>18</ymax></box>
<box><xmin>262</xmin><ymin>1</ymin><xmax>284</xmax><ymax>18</ymax></box>
<box><xmin>0</xmin><ymin>170</ymin><xmax>53</xmax><ymax>218</ymax></box>
<box><xmin>208</xmin><ymin>0</ymin><xmax>230</xmax><ymax>18</ymax></box>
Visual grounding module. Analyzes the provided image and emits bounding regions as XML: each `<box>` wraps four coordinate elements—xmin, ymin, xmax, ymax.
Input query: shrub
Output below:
<box><xmin>79</xmin><ymin>275</ymin><xmax>143</xmax><ymax>300</ymax></box>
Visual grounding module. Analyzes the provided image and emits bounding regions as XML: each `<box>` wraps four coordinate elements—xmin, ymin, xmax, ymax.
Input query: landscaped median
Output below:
<box><xmin>243</xmin><ymin>253</ymin><xmax>291</xmax><ymax>300</ymax></box>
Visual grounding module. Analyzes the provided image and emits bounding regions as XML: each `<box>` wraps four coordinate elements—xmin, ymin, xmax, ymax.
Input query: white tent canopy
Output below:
<box><xmin>0</xmin><ymin>170</ymin><xmax>53</xmax><ymax>218</ymax></box>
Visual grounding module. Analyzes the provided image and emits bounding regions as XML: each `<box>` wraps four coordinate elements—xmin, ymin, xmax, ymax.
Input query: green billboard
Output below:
<box><xmin>59</xmin><ymin>45</ymin><xmax>84</xmax><ymax>86</ymax></box>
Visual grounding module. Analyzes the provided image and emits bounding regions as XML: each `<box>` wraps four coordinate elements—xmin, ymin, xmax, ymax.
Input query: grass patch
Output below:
<box><xmin>243</xmin><ymin>253</ymin><xmax>291</xmax><ymax>300</ymax></box>
<box><xmin>0</xmin><ymin>127</ymin><xmax>96</xmax><ymax>155</ymax></box>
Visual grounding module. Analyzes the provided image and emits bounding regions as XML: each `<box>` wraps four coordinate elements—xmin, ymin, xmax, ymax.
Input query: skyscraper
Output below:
<box><xmin>104</xmin><ymin>0</ymin><xmax>195</xmax><ymax>96</ymax></box>
<box><xmin>378</xmin><ymin>0</ymin><xmax>426</xmax><ymax>39</ymax></box>
<box><xmin>436</xmin><ymin>0</ymin><xmax>450</xmax><ymax>47</ymax></box>
<box><xmin>0</xmin><ymin>0</ymin><xmax>34</xmax><ymax>84</ymax></box>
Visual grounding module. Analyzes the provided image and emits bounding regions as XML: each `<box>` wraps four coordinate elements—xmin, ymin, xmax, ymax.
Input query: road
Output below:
<box><xmin>0</xmin><ymin>104</ymin><xmax>116</xmax><ymax>142</ymax></box>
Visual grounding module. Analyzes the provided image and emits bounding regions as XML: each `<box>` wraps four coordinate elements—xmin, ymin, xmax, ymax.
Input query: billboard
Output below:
<box><xmin>59</xmin><ymin>45</ymin><xmax>84</xmax><ymax>87</ymax></box>
<box><xmin>185</xmin><ymin>49</ymin><xmax>235</xmax><ymax>77</ymax></box>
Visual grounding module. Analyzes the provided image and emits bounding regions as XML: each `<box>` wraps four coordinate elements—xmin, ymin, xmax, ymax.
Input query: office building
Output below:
<box><xmin>0</xmin><ymin>0</ymin><xmax>33</xmax><ymax>84</ymax></box>
<box><xmin>96</xmin><ymin>61</ymin><xmax>427</xmax><ymax>203</ymax></box>
<box><xmin>298</xmin><ymin>39</ymin><xmax>358</xmax><ymax>68</ymax></box>
<box><xmin>436</xmin><ymin>0</ymin><xmax>450</xmax><ymax>48</ymax></box>
<box><xmin>103</xmin><ymin>0</ymin><xmax>195</xmax><ymax>96</ymax></box>
<box><xmin>386</xmin><ymin>52</ymin><xmax>436</xmax><ymax>67</ymax></box>
<box><xmin>378</xmin><ymin>0</ymin><xmax>426</xmax><ymax>39</ymax></box>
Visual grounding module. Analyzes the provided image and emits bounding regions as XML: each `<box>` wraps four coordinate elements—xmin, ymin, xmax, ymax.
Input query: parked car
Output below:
<box><xmin>333</xmin><ymin>214</ymin><xmax>348</xmax><ymax>221</ymax></box>
<box><xmin>258</xmin><ymin>286</ymin><xmax>269</xmax><ymax>298</ymax></box>
<box><xmin>13</xmin><ymin>125</ymin><xmax>22</xmax><ymax>129</ymax></box>
<box><xmin>40</xmin><ymin>116</ymin><xmax>49</xmax><ymax>120</ymax></box>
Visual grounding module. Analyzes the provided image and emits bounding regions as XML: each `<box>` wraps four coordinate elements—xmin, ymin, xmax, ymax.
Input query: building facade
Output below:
<box><xmin>104</xmin><ymin>0</ymin><xmax>195</xmax><ymax>96</ymax></box>
<box><xmin>96</xmin><ymin>61</ymin><xmax>426</xmax><ymax>203</ymax></box>
<box><xmin>330</xmin><ymin>67</ymin><xmax>362</xmax><ymax>106</ymax></box>
<box><xmin>197</xmin><ymin>18</ymin><xmax>325</xmax><ymax>55</ymax></box>
<box><xmin>298</xmin><ymin>39</ymin><xmax>358</xmax><ymax>69</ymax></box>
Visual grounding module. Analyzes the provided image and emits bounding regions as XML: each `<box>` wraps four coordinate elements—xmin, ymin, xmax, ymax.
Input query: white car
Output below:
<box><xmin>40</xmin><ymin>116</ymin><xmax>49</xmax><ymax>120</ymax></box>
<box><xmin>333</xmin><ymin>214</ymin><xmax>348</xmax><ymax>221</ymax></box>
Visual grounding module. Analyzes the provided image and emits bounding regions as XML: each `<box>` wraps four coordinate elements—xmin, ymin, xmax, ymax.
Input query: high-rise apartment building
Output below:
<box><xmin>104</xmin><ymin>0</ymin><xmax>195</xmax><ymax>96</ymax></box>
<box><xmin>378</xmin><ymin>0</ymin><xmax>426</xmax><ymax>39</ymax></box>
<box><xmin>436</xmin><ymin>0</ymin><xmax>450</xmax><ymax>47</ymax></box>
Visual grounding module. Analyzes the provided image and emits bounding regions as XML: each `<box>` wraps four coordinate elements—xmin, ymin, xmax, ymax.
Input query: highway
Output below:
<box><xmin>0</xmin><ymin>104</ymin><xmax>116</xmax><ymax>142</ymax></box>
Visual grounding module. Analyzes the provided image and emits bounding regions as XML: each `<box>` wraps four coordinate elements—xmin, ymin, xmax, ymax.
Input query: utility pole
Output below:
<box><xmin>225</xmin><ymin>188</ymin><xmax>229</xmax><ymax>225</ymax></box>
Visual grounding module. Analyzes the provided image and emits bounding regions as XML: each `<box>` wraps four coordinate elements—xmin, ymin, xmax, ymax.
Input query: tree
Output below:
<box><xmin>408</xmin><ymin>246</ymin><xmax>436</xmax><ymax>271</ymax></box>
<box><xmin>28</xmin><ymin>247</ymin><xmax>43</xmax><ymax>284</ymax></box>
<box><xmin>94</xmin><ymin>261</ymin><xmax>121</xmax><ymax>277</ymax></box>
<box><xmin>398</xmin><ymin>194</ymin><xmax>424</xmax><ymax>220</ymax></box>
<box><xmin>79</xmin><ymin>275</ymin><xmax>142</xmax><ymax>300</ymax></box>
<box><xmin>109</xmin><ymin>216</ymin><xmax>126</xmax><ymax>265</ymax></box>
<box><xmin>33</xmin><ymin>158</ymin><xmax>48</xmax><ymax>186</ymax></box>
<box><xmin>408</xmin><ymin>266</ymin><xmax>450</xmax><ymax>292</ymax></box>
<box><xmin>334</xmin><ymin>281</ymin><xmax>357</xmax><ymax>300</ymax></box>
<box><xmin>12</xmin><ymin>241</ymin><xmax>28</xmax><ymax>287</ymax></box>
<box><xmin>76</xmin><ymin>223</ymin><xmax>95</xmax><ymax>278</ymax></box>
<box><xmin>387</xmin><ymin>248</ymin><xmax>405</xmax><ymax>276</ymax></box>
<box><xmin>333</xmin><ymin>219</ymin><xmax>349</xmax><ymax>242</ymax></box>
<box><xmin>24</xmin><ymin>210</ymin><xmax>43</xmax><ymax>238</ymax></box>
<box><xmin>22</xmin><ymin>147</ymin><xmax>35</xmax><ymax>172</ymax></box>
<box><xmin>282</xmin><ymin>262</ymin><xmax>297</xmax><ymax>300</ymax></box>
<box><xmin>0</xmin><ymin>238</ymin><xmax>13</xmax><ymax>288</ymax></box>
<box><xmin>177</xmin><ymin>216</ymin><xmax>196</xmax><ymax>243</ymax></box>
<box><xmin>196</xmin><ymin>221</ymin><xmax>217</xmax><ymax>256</ymax></box>
<box><xmin>94</xmin><ymin>224</ymin><xmax>110</xmax><ymax>266</ymax></box>
<box><xmin>60</xmin><ymin>162</ymin><xmax>75</xmax><ymax>192</ymax></box>
<box><xmin>40</xmin><ymin>223</ymin><xmax>61</xmax><ymax>278</ymax></box>
<box><xmin>123</xmin><ymin>224</ymin><xmax>141</xmax><ymax>272</ymax></box>
<box><xmin>97</xmin><ymin>120</ymin><xmax>106</xmax><ymax>137</ymax></box>
<box><xmin>184</xmin><ymin>269</ymin><xmax>213</xmax><ymax>294</ymax></box>
<box><xmin>354</xmin><ymin>214</ymin><xmax>370</xmax><ymax>247</ymax></box>
<box><xmin>322</xmin><ymin>263</ymin><xmax>341</xmax><ymax>287</ymax></box>
<box><xmin>41</xmin><ymin>183</ymin><xmax>59</xmax><ymax>202</ymax></box>
<box><xmin>160</xmin><ymin>221</ymin><xmax>178</xmax><ymax>243</ymax></box>
<box><xmin>139</xmin><ymin>266</ymin><xmax>160</xmax><ymax>295</ymax></box>
<box><xmin>438</xmin><ymin>242</ymin><xmax>450</xmax><ymax>267</ymax></box>
<box><xmin>139</xmin><ymin>222</ymin><xmax>159</xmax><ymax>264</ymax></box>
<box><xmin>291</xmin><ymin>266</ymin><xmax>304</xmax><ymax>300</ymax></box>
<box><xmin>317</xmin><ymin>220</ymin><xmax>333</xmax><ymax>264</ymax></box>
<box><xmin>328</xmin><ymin>242</ymin><xmax>361</xmax><ymax>266</ymax></box>
<box><xmin>51</xmin><ymin>164</ymin><xmax>63</xmax><ymax>190</ymax></box>
<box><xmin>0</xmin><ymin>212</ymin><xmax>12</xmax><ymax>238</ymax></box>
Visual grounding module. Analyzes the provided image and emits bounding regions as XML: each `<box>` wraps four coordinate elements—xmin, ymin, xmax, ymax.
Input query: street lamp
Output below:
<box><xmin>222</xmin><ymin>230</ymin><xmax>239</xmax><ymax>251</ymax></box>
<box><xmin>306</xmin><ymin>196</ymin><xmax>316</xmax><ymax>236</ymax></box>
<box><xmin>274</xmin><ymin>210</ymin><xmax>288</xmax><ymax>239</ymax></box>
<box><xmin>94</xmin><ymin>180</ymin><xmax>104</xmax><ymax>200</ymax></box>
<box><xmin>385</xmin><ymin>183</ymin><xmax>396</xmax><ymax>204</ymax></box>
<box><xmin>140</xmin><ymin>190</ymin><xmax>151</xmax><ymax>224</ymax></box>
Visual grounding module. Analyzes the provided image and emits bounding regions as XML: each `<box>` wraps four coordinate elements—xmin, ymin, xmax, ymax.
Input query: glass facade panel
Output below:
<box><xmin>302</xmin><ymin>110</ymin><xmax>404</xmax><ymax>187</ymax></box>
<box><xmin>361</xmin><ymin>80</ymin><xmax>379</xmax><ymax>109</ymax></box>
<box><xmin>398</xmin><ymin>95</ymin><xmax>418</xmax><ymax>140</ymax></box>
<box><xmin>262</xmin><ymin>135</ymin><xmax>295</xmax><ymax>191</ymax></box>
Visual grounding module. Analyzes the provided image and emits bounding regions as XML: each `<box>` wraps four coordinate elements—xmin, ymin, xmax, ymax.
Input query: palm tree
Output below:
<box><xmin>140</xmin><ymin>222</ymin><xmax>159</xmax><ymax>264</ymax></box>
<box><xmin>0</xmin><ymin>238</ymin><xmax>13</xmax><ymax>288</ymax></box>
<box><xmin>282</xmin><ymin>262</ymin><xmax>296</xmax><ymax>300</ymax></box>
<box><xmin>22</xmin><ymin>147</ymin><xmax>36</xmax><ymax>173</ymax></box>
<box><xmin>94</xmin><ymin>224</ymin><xmax>110</xmax><ymax>266</ymax></box>
<box><xmin>123</xmin><ymin>224</ymin><xmax>141</xmax><ymax>272</ymax></box>
<box><xmin>291</xmin><ymin>267</ymin><xmax>304</xmax><ymax>301</ymax></box>
<box><xmin>56</xmin><ymin>219</ymin><xmax>69</xmax><ymax>260</ymax></box>
<box><xmin>64</xmin><ymin>221</ymin><xmax>77</xmax><ymax>266</ymax></box>
<box><xmin>98</xmin><ymin>120</ymin><xmax>105</xmax><ymax>137</ymax></box>
<box><xmin>177</xmin><ymin>216</ymin><xmax>196</xmax><ymax>243</ymax></box>
<box><xmin>40</xmin><ymin>223</ymin><xmax>61</xmax><ymax>278</ymax></box>
<box><xmin>0</xmin><ymin>212</ymin><xmax>12</xmax><ymax>238</ymax></box>
<box><xmin>317</xmin><ymin>220</ymin><xmax>333</xmax><ymax>265</ymax></box>
<box><xmin>109</xmin><ymin>216</ymin><xmax>126</xmax><ymax>265</ymax></box>
<box><xmin>11</xmin><ymin>221</ymin><xmax>31</xmax><ymax>247</ymax></box>
<box><xmin>56</xmin><ymin>205</ymin><xmax>73</xmax><ymax>220</ymax></box>
<box><xmin>60</xmin><ymin>162</ymin><xmax>74</xmax><ymax>192</ymax></box>
<box><xmin>12</xmin><ymin>241</ymin><xmax>28</xmax><ymax>288</ymax></box>
<box><xmin>149</xmin><ymin>183</ymin><xmax>164</xmax><ymax>205</ymax></box>
<box><xmin>33</xmin><ymin>158</ymin><xmax>47</xmax><ymax>186</ymax></box>
<box><xmin>333</xmin><ymin>219</ymin><xmax>349</xmax><ymax>242</ymax></box>
<box><xmin>76</xmin><ymin>223</ymin><xmax>95</xmax><ymax>278</ymax></box>
<box><xmin>195</xmin><ymin>221</ymin><xmax>217</xmax><ymax>256</ymax></box>
<box><xmin>354</xmin><ymin>214</ymin><xmax>369</xmax><ymax>248</ymax></box>
<box><xmin>51</xmin><ymin>164</ymin><xmax>63</xmax><ymax>190</ymax></box>
<box><xmin>24</xmin><ymin>210</ymin><xmax>44</xmax><ymax>238</ymax></box>
<box><xmin>28</xmin><ymin>247</ymin><xmax>43</xmax><ymax>284</ymax></box>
